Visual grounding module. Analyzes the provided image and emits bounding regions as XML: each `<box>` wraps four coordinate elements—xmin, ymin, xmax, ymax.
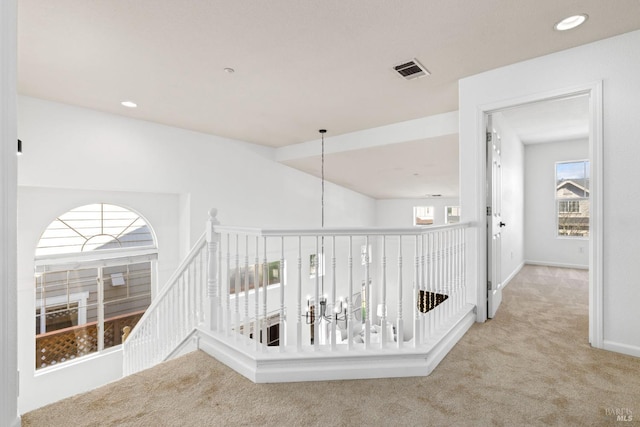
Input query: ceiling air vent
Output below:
<box><xmin>393</xmin><ymin>58</ymin><xmax>430</xmax><ymax>80</ymax></box>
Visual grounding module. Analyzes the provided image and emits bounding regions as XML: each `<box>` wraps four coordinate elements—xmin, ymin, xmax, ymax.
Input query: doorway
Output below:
<box><xmin>482</xmin><ymin>84</ymin><xmax>602</xmax><ymax>348</ymax></box>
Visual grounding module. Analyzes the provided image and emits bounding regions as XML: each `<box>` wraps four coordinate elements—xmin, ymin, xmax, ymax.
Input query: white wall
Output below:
<box><xmin>460</xmin><ymin>30</ymin><xmax>640</xmax><ymax>357</ymax></box>
<box><xmin>375</xmin><ymin>197</ymin><xmax>460</xmax><ymax>227</ymax></box>
<box><xmin>16</xmin><ymin>187</ymin><xmax>182</xmax><ymax>414</ymax></box>
<box><xmin>525</xmin><ymin>139</ymin><xmax>589</xmax><ymax>268</ymax></box>
<box><xmin>17</xmin><ymin>96</ymin><xmax>376</xmax><ymax>412</ymax></box>
<box><xmin>492</xmin><ymin>113</ymin><xmax>525</xmax><ymax>284</ymax></box>
<box><xmin>18</xmin><ymin>97</ymin><xmax>375</xmax><ymax>244</ymax></box>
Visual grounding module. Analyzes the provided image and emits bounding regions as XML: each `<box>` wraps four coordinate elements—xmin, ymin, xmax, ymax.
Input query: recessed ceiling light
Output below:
<box><xmin>223</xmin><ymin>67</ymin><xmax>235</xmax><ymax>74</ymax></box>
<box><xmin>554</xmin><ymin>14</ymin><xmax>588</xmax><ymax>31</ymax></box>
<box><xmin>121</xmin><ymin>101</ymin><xmax>137</xmax><ymax>108</ymax></box>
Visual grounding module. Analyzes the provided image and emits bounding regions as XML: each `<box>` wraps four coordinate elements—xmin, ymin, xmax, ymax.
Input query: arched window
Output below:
<box><xmin>34</xmin><ymin>204</ymin><xmax>157</xmax><ymax>370</ymax></box>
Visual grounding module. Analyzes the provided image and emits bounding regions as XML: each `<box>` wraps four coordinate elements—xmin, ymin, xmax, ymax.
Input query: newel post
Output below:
<box><xmin>207</xmin><ymin>208</ymin><xmax>221</xmax><ymax>331</ymax></box>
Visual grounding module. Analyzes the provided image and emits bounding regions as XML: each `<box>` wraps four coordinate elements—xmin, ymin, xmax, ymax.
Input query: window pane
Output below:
<box><xmin>36</xmin><ymin>203</ymin><xmax>155</xmax><ymax>257</ymax></box>
<box><xmin>35</xmin><ymin>268</ymin><xmax>99</xmax><ymax>370</ymax></box>
<box><xmin>103</xmin><ymin>263</ymin><xmax>152</xmax><ymax>350</ymax></box>
<box><xmin>556</xmin><ymin>161</ymin><xmax>589</xmax><ymax>198</ymax></box>
<box><xmin>557</xmin><ymin>199</ymin><xmax>590</xmax><ymax>237</ymax></box>
<box><xmin>414</xmin><ymin>206</ymin><xmax>434</xmax><ymax>225</ymax></box>
<box><xmin>446</xmin><ymin>206</ymin><xmax>460</xmax><ymax>224</ymax></box>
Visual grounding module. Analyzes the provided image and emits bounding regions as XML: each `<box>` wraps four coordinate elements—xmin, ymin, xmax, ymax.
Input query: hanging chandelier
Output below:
<box><xmin>304</xmin><ymin>129</ymin><xmax>346</xmax><ymax>325</ymax></box>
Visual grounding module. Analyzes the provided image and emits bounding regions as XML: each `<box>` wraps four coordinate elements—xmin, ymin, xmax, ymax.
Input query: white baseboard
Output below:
<box><xmin>422</xmin><ymin>308</ymin><xmax>477</xmax><ymax>374</ymax></box>
<box><xmin>195</xmin><ymin>304</ymin><xmax>476</xmax><ymax>383</ymax></box>
<box><xmin>524</xmin><ymin>260</ymin><xmax>588</xmax><ymax>270</ymax></box>
<box><xmin>197</xmin><ymin>329</ymin><xmax>260</xmax><ymax>382</ymax></box>
<box><xmin>602</xmin><ymin>340</ymin><xmax>640</xmax><ymax>358</ymax></box>
<box><xmin>500</xmin><ymin>262</ymin><xmax>524</xmax><ymax>290</ymax></box>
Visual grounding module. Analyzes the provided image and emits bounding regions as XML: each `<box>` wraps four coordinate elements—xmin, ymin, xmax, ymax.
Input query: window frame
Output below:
<box><xmin>445</xmin><ymin>206</ymin><xmax>461</xmax><ymax>224</ymax></box>
<box><xmin>34</xmin><ymin>203</ymin><xmax>157</xmax><ymax>371</ymax></box>
<box><xmin>413</xmin><ymin>206</ymin><xmax>435</xmax><ymax>226</ymax></box>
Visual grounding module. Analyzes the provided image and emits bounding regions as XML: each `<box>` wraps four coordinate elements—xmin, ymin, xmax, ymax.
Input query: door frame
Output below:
<box><xmin>475</xmin><ymin>82</ymin><xmax>603</xmax><ymax>348</ymax></box>
<box><xmin>486</xmin><ymin>117</ymin><xmax>504</xmax><ymax>318</ymax></box>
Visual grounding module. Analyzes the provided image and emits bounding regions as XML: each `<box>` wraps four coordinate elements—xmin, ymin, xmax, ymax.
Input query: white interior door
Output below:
<box><xmin>487</xmin><ymin>118</ymin><xmax>505</xmax><ymax>318</ymax></box>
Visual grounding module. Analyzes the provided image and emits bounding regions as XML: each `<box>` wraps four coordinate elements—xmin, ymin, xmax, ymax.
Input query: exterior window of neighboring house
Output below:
<box><xmin>445</xmin><ymin>206</ymin><xmax>461</xmax><ymax>224</ymax></box>
<box><xmin>34</xmin><ymin>204</ymin><xmax>157</xmax><ymax>370</ymax></box>
<box><xmin>558</xmin><ymin>200</ymin><xmax>580</xmax><ymax>213</ymax></box>
<box><xmin>556</xmin><ymin>160</ymin><xmax>590</xmax><ymax>238</ymax></box>
<box><xmin>414</xmin><ymin>206</ymin><xmax>434</xmax><ymax>226</ymax></box>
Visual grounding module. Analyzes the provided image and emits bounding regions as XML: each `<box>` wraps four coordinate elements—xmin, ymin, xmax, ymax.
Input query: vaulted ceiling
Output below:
<box><xmin>18</xmin><ymin>1</ymin><xmax>640</xmax><ymax>198</ymax></box>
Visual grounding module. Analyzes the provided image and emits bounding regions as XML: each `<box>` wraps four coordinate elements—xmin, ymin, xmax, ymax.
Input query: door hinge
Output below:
<box><xmin>486</xmin><ymin>206</ymin><xmax>492</xmax><ymax>216</ymax></box>
<box><xmin>486</xmin><ymin>131</ymin><xmax>492</xmax><ymax>143</ymax></box>
<box><xmin>487</xmin><ymin>280</ymin><xmax>492</xmax><ymax>291</ymax></box>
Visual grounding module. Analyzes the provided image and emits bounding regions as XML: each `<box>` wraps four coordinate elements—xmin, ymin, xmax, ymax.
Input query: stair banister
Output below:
<box><xmin>207</xmin><ymin>208</ymin><xmax>220</xmax><ymax>331</ymax></box>
<box><xmin>124</xmin><ymin>210</ymin><xmax>474</xmax><ymax>381</ymax></box>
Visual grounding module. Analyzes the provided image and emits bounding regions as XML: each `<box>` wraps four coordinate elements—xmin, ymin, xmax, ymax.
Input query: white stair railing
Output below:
<box><xmin>211</xmin><ymin>222</ymin><xmax>470</xmax><ymax>353</ymax></box>
<box><xmin>124</xmin><ymin>208</ymin><xmax>471</xmax><ymax>377</ymax></box>
<box><xmin>123</xmin><ymin>232</ymin><xmax>208</xmax><ymax>375</ymax></box>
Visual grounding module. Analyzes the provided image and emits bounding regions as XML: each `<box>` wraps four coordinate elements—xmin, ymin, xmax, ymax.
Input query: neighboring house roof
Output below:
<box><xmin>556</xmin><ymin>179</ymin><xmax>590</xmax><ymax>198</ymax></box>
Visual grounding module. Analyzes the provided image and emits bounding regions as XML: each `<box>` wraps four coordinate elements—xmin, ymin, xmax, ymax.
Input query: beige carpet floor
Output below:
<box><xmin>23</xmin><ymin>265</ymin><xmax>640</xmax><ymax>426</ymax></box>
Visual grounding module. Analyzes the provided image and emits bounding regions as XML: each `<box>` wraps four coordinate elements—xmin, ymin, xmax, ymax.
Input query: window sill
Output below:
<box><xmin>556</xmin><ymin>235</ymin><xmax>589</xmax><ymax>241</ymax></box>
<box><xmin>34</xmin><ymin>345</ymin><xmax>122</xmax><ymax>377</ymax></box>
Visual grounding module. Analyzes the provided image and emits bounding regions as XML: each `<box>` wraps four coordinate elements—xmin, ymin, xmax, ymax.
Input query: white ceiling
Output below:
<box><xmin>17</xmin><ymin>1</ymin><xmax>640</xmax><ymax>199</ymax></box>
<box><xmin>499</xmin><ymin>95</ymin><xmax>590</xmax><ymax>145</ymax></box>
<box><xmin>283</xmin><ymin>134</ymin><xmax>459</xmax><ymax>199</ymax></box>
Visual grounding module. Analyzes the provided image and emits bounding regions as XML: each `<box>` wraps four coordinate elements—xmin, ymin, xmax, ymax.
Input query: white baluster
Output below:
<box><xmin>179</xmin><ymin>275</ymin><xmax>185</xmax><ymax>337</ymax></box>
<box><xmin>441</xmin><ymin>231</ymin><xmax>447</xmax><ymax>323</ymax></box>
<box><xmin>244</xmin><ymin>235</ymin><xmax>250</xmax><ymax>342</ymax></box>
<box><xmin>225</xmin><ymin>235</ymin><xmax>231</xmax><ymax>336</ymax></box>
<box><xmin>190</xmin><ymin>256</ymin><xmax>195</xmax><ymax>327</ymax></box>
<box><xmin>450</xmin><ymin>229</ymin><xmax>455</xmax><ymax>315</ymax></box>
<box><xmin>207</xmin><ymin>209</ymin><xmax>220</xmax><ymax>331</ymax></box>
<box><xmin>463</xmin><ymin>227</ymin><xmax>467</xmax><ymax>304</ymax></box>
<box><xmin>296</xmin><ymin>236</ymin><xmax>302</xmax><ymax>352</ymax></box>
<box><xmin>447</xmin><ymin>230</ymin><xmax>453</xmax><ymax>320</ymax></box>
<box><xmin>442</xmin><ymin>231</ymin><xmax>447</xmax><ymax>325</ymax></box>
<box><xmin>253</xmin><ymin>236</ymin><xmax>260</xmax><ymax>351</ymax></box>
<box><xmin>262</xmin><ymin>237</ymin><xmax>268</xmax><ymax>352</ymax></box>
<box><xmin>331</xmin><ymin>236</ymin><xmax>337</xmax><ymax>351</ymax></box>
<box><xmin>347</xmin><ymin>236</ymin><xmax>353</xmax><ymax>352</ymax></box>
<box><xmin>397</xmin><ymin>235</ymin><xmax>403</xmax><ymax>349</ymax></box>
<box><xmin>430</xmin><ymin>231</ymin><xmax>441</xmax><ymax>336</ymax></box>
<box><xmin>234</xmin><ymin>234</ymin><xmax>240</xmax><ymax>341</ymax></box>
<box><xmin>216</xmin><ymin>236</ymin><xmax>222</xmax><ymax>332</ymax></box>
<box><xmin>202</xmin><ymin>249</ymin><xmax>208</xmax><ymax>323</ymax></box>
<box><xmin>413</xmin><ymin>235</ymin><xmax>420</xmax><ymax>348</ymax></box>
<box><xmin>459</xmin><ymin>227</ymin><xmax>464</xmax><ymax>310</ymax></box>
<box><xmin>364</xmin><ymin>235</ymin><xmax>370</xmax><ymax>349</ymax></box>
<box><xmin>427</xmin><ymin>232</ymin><xmax>432</xmax><ymax>336</ymax></box>
<box><xmin>314</xmin><ymin>236</ymin><xmax>319</xmax><ymax>350</ymax></box>
<box><xmin>380</xmin><ymin>235</ymin><xmax>387</xmax><ymax>348</ymax></box>
<box><xmin>279</xmin><ymin>236</ymin><xmax>285</xmax><ymax>352</ymax></box>
<box><xmin>438</xmin><ymin>231</ymin><xmax>444</xmax><ymax>328</ymax></box>
<box><xmin>459</xmin><ymin>228</ymin><xmax>463</xmax><ymax>309</ymax></box>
